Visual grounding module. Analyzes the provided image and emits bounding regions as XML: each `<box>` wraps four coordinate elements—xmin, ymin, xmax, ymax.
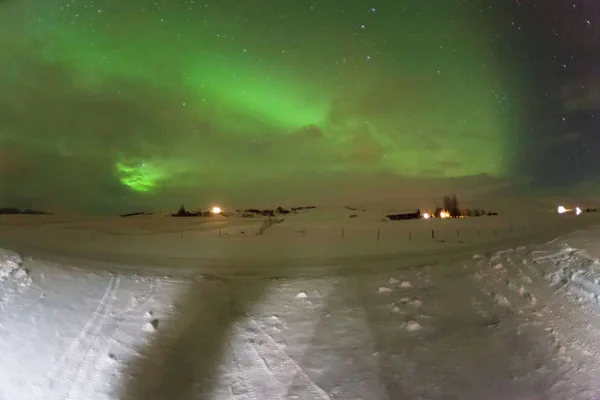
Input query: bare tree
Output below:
<box><xmin>443</xmin><ymin>194</ymin><xmax>460</xmax><ymax>217</ymax></box>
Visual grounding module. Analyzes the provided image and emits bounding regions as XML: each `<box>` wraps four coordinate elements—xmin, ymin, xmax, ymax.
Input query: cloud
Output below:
<box><xmin>0</xmin><ymin>141</ymin><xmax>130</xmax><ymax>212</ymax></box>
<box><xmin>0</xmin><ymin>47</ymin><xmax>334</xmax><ymax>212</ymax></box>
<box><xmin>154</xmin><ymin>172</ymin><xmax>513</xmax><ymax>212</ymax></box>
<box><xmin>350</xmin><ymin>128</ymin><xmax>385</xmax><ymax>165</ymax></box>
<box><xmin>0</xmin><ymin>39</ymin><xmax>512</xmax><ymax>214</ymax></box>
<box><xmin>0</xmin><ymin>45</ymin><xmax>200</xmax><ymax>212</ymax></box>
<box><xmin>328</xmin><ymin>70</ymin><xmax>431</xmax><ymax>124</ymax></box>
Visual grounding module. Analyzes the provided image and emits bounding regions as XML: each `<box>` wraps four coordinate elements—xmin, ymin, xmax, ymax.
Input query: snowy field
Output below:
<box><xmin>2</xmin><ymin>206</ymin><xmax>600</xmax><ymax>399</ymax></box>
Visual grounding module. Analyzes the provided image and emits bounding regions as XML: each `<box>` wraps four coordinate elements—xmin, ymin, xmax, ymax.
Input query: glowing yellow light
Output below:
<box><xmin>211</xmin><ymin>206</ymin><xmax>222</xmax><ymax>214</ymax></box>
<box><xmin>439</xmin><ymin>210</ymin><xmax>450</xmax><ymax>219</ymax></box>
<box><xmin>557</xmin><ymin>206</ymin><xmax>567</xmax><ymax>214</ymax></box>
<box><xmin>576</xmin><ymin>207</ymin><xmax>582</xmax><ymax>215</ymax></box>
<box><xmin>422</xmin><ymin>213</ymin><xmax>430</xmax><ymax>219</ymax></box>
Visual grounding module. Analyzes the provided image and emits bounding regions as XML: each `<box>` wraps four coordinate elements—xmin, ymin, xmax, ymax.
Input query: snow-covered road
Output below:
<box><xmin>3</xmin><ymin>228</ymin><xmax>600</xmax><ymax>399</ymax></box>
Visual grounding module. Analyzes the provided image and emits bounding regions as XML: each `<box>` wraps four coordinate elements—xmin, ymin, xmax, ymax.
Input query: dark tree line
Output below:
<box><xmin>435</xmin><ymin>195</ymin><xmax>495</xmax><ymax>218</ymax></box>
<box><xmin>443</xmin><ymin>194</ymin><xmax>460</xmax><ymax>218</ymax></box>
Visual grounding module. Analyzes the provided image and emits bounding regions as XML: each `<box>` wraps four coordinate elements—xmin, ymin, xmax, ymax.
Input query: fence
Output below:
<box><xmin>31</xmin><ymin>214</ymin><xmax>599</xmax><ymax>251</ymax></box>
<box><xmin>257</xmin><ymin>217</ymin><xmax>285</xmax><ymax>235</ymax></box>
<box><xmin>125</xmin><ymin>214</ymin><xmax>591</xmax><ymax>244</ymax></box>
<box><xmin>291</xmin><ymin>224</ymin><xmax>531</xmax><ymax>241</ymax></box>
<box><xmin>255</xmin><ymin>213</ymin><xmax>597</xmax><ymax>245</ymax></box>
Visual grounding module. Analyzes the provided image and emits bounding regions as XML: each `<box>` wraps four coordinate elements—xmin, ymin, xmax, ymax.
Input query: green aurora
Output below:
<box><xmin>1</xmin><ymin>1</ymin><xmax>520</xmax><ymax>196</ymax></box>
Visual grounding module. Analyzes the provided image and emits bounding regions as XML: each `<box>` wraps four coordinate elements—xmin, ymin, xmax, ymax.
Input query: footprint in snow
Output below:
<box><xmin>493</xmin><ymin>294</ymin><xmax>511</xmax><ymax>307</ymax></box>
<box><xmin>405</xmin><ymin>320</ymin><xmax>423</xmax><ymax>332</ymax></box>
<box><xmin>520</xmin><ymin>290</ymin><xmax>537</xmax><ymax>304</ymax></box>
<box><xmin>410</xmin><ymin>299</ymin><xmax>423</xmax><ymax>307</ymax></box>
<box><xmin>399</xmin><ymin>297</ymin><xmax>423</xmax><ymax>307</ymax></box>
<box><xmin>505</xmin><ymin>279</ymin><xmax>520</xmax><ymax>291</ymax></box>
<box><xmin>473</xmin><ymin>271</ymin><xmax>484</xmax><ymax>280</ymax></box>
<box><xmin>143</xmin><ymin>318</ymin><xmax>160</xmax><ymax>332</ymax></box>
<box><xmin>520</xmin><ymin>275</ymin><xmax>533</xmax><ymax>284</ymax></box>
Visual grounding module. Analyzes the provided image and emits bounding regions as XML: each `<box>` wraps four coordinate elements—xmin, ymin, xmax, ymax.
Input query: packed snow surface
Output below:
<box><xmin>2</xmin><ymin>210</ymin><xmax>600</xmax><ymax>399</ymax></box>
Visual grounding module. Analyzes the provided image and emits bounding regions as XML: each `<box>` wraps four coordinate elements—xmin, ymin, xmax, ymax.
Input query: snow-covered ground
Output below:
<box><xmin>2</xmin><ymin>208</ymin><xmax>600</xmax><ymax>399</ymax></box>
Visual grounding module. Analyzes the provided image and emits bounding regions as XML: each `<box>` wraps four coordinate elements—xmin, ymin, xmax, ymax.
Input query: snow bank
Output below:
<box><xmin>0</xmin><ymin>249</ymin><xmax>31</xmax><ymax>293</ymax></box>
<box><xmin>530</xmin><ymin>246</ymin><xmax>600</xmax><ymax>302</ymax></box>
<box><xmin>0</xmin><ymin>249</ymin><xmax>25</xmax><ymax>281</ymax></box>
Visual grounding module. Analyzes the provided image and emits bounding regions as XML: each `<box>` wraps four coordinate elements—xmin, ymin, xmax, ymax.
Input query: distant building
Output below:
<box><xmin>386</xmin><ymin>209</ymin><xmax>421</xmax><ymax>221</ymax></box>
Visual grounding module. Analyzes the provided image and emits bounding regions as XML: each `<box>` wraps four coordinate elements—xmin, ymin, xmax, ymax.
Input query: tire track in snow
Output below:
<box><xmin>247</xmin><ymin>319</ymin><xmax>331</xmax><ymax>400</ymax></box>
<box><xmin>227</xmin><ymin>319</ymin><xmax>305</xmax><ymax>400</ymax></box>
<box><xmin>475</xmin><ymin>248</ymin><xmax>600</xmax><ymax>393</ymax></box>
<box><xmin>64</xmin><ymin>327</ymin><xmax>113</xmax><ymax>400</ymax></box>
<box><xmin>66</xmin><ymin>277</ymin><xmax>158</xmax><ymax>399</ymax></box>
<box><xmin>526</xmin><ymin>249</ymin><xmax>600</xmax><ymax>369</ymax></box>
<box><xmin>111</xmin><ymin>276</ymin><xmax>158</xmax><ymax>319</ymax></box>
<box><xmin>61</xmin><ymin>275</ymin><xmax>122</xmax><ymax>400</ymax></box>
<box><xmin>29</xmin><ymin>274</ymin><xmax>120</xmax><ymax>400</ymax></box>
<box><xmin>228</xmin><ymin>327</ymin><xmax>268</xmax><ymax>400</ymax></box>
<box><xmin>226</xmin><ymin>320</ymin><xmax>330</xmax><ymax>400</ymax></box>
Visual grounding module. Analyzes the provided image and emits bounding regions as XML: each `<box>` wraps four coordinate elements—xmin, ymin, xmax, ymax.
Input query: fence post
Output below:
<box><xmin>377</xmin><ymin>229</ymin><xmax>380</xmax><ymax>241</ymax></box>
<box><xmin>456</xmin><ymin>229</ymin><xmax>460</xmax><ymax>238</ymax></box>
<box><xmin>342</xmin><ymin>228</ymin><xmax>344</xmax><ymax>238</ymax></box>
<box><xmin>431</xmin><ymin>229</ymin><xmax>435</xmax><ymax>240</ymax></box>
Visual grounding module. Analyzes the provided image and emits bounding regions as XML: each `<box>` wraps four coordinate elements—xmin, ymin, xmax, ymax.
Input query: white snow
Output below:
<box><xmin>143</xmin><ymin>319</ymin><xmax>160</xmax><ymax>332</ymax></box>
<box><xmin>2</xmin><ymin>205</ymin><xmax>600</xmax><ymax>399</ymax></box>
<box><xmin>0</xmin><ymin>249</ymin><xmax>24</xmax><ymax>281</ymax></box>
<box><xmin>410</xmin><ymin>299</ymin><xmax>423</xmax><ymax>307</ymax></box>
<box><xmin>493</xmin><ymin>293</ymin><xmax>511</xmax><ymax>306</ymax></box>
<box><xmin>405</xmin><ymin>320</ymin><xmax>423</xmax><ymax>332</ymax></box>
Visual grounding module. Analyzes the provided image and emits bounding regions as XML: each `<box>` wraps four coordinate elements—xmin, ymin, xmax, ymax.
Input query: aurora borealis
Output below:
<box><xmin>0</xmin><ymin>0</ymin><xmax>598</xmax><ymax>213</ymax></box>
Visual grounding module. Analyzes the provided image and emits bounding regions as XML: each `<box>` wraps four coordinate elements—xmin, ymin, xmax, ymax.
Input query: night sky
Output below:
<box><xmin>0</xmin><ymin>0</ymin><xmax>598</xmax><ymax>213</ymax></box>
